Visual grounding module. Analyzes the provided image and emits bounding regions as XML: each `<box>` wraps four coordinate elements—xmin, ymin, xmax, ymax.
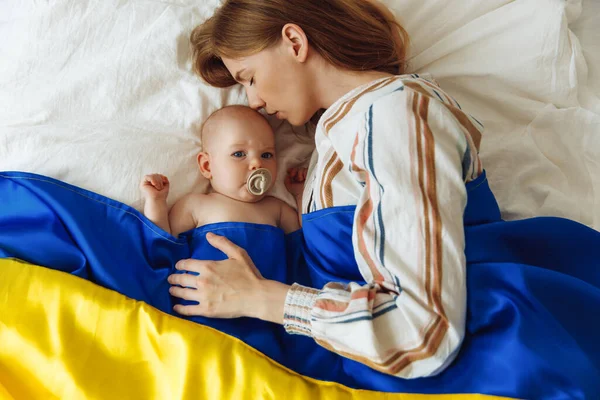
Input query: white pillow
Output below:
<box><xmin>383</xmin><ymin>0</ymin><xmax>600</xmax><ymax>228</ymax></box>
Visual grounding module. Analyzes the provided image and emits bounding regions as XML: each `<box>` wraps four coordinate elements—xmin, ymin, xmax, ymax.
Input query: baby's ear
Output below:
<box><xmin>197</xmin><ymin>152</ymin><xmax>212</xmax><ymax>179</ymax></box>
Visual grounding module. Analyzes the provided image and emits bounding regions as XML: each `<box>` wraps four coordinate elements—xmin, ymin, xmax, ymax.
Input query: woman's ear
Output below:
<box><xmin>281</xmin><ymin>23</ymin><xmax>308</xmax><ymax>62</ymax></box>
<box><xmin>197</xmin><ymin>152</ymin><xmax>212</xmax><ymax>179</ymax></box>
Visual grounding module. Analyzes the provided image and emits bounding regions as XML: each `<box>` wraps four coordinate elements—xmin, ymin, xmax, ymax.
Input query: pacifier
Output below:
<box><xmin>246</xmin><ymin>168</ymin><xmax>272</xmax><ymax>196</ymax></box>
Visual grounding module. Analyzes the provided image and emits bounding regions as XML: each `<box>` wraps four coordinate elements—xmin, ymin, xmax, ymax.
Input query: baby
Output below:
<box><xmin>140</xmin><ymin>105</ymin><xmax>301</xmax><ymax>236</ymax></box>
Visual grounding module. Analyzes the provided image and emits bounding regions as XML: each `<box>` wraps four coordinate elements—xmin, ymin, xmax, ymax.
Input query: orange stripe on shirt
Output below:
<box><xmin>319</xmin><ymin>151</ymin><xmax>342</xmax><ymax>209</ymax></box>
<box><xmin>314</xmin><ymin>289</ymin><xmax>375</xmax><ymax>313</ymax></box>
<box><xmin>420</xmin><ymin>94</ymin><xmax>446</xmax><ymax>319</ymax></box>
<box><xmin>355</xmin><ymin>174</ymin><xmax>385</xmax><ymax>283</ymax></box>
<box><xmin>413</xmin><ymin>92</ymin><xmax>434</xmax><ymax>309</ymax></box>
<box><xmin>324</xmin><ymin>77</ymin><xmax>399</xmax><ymax>136</ymax></box>
<box><xmin>404</xmin><ymin>81</ymin><xmax>482</xmax><ymax>152</ymax></box>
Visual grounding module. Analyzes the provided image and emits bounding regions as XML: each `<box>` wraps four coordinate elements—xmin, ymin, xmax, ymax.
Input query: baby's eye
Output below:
<box><xmin>232</xmin><ymin>151</ymin><xmax>246</xmax><ymax>158</ymax></box>
<box><xmin>261</xmin><ymin>152</ymin><xmax>274</xmax><ymax>159</ymax></box>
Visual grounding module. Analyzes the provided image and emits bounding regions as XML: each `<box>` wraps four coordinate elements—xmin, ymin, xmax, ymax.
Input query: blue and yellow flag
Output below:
<box><xmin>1</xmin><ymin>171</ymin><xmax>599</xmax><ymax>399</ymax></box>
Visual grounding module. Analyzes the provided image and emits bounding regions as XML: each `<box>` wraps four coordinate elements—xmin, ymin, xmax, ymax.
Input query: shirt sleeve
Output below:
<box><xmin>283</xmin><ymin>85</ymin><xmax>482</xmax><ymax>378</ymax></box>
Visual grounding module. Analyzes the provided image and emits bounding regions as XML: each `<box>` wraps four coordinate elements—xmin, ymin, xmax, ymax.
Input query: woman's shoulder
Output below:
<box><xmin>351</xmin><ymin>73</ymin><xmax>481</xmax><ymax>136</ymax></box>
<box><xmin>370</xmin><ymin>74</ymin><xmax>460</xmax><ymax>110</ymax></box>
<box><xmin>319</xmin><ymin>74</ymin><xmax>452</xmax><ymax>130</ymax></box>
<box><xmin>393</xmin><ymin>73</ymin><xmax>463</xmax><ymax>108</ymax></box>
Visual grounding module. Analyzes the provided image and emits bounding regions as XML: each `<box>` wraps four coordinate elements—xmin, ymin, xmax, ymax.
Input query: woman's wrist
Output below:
<box><xmin>280</xmin><ymin>283</ymin><xmax>319</xmax><ymax>336</ymax></box>
<box><xmin>252</xmin><ymin>279</ymin><xmax>290</xmax><ymax>325</ymax></box>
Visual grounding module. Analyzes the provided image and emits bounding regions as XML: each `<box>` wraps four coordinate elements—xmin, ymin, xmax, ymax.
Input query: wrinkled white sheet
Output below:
<box><xmin>1</xmin><ymin>0</ymin><xmax>598</xmax><ymax>228</ymax></box>
<box><xmin>383</xmin><ymin>0</ymin><xmax>600</xmax><ymax>228</ymax></box>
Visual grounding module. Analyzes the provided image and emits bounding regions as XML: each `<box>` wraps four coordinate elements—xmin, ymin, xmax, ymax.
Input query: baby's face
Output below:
<box><xmin>206</xmin><ymin>114</ymin><xmax>277</xmax><ymax>202</ymax></box>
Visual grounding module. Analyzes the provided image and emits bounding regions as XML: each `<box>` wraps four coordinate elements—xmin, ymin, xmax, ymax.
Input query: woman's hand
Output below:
<box><xmin>167</xmin><ymin>232</ymin><xmax>290</xmax><ymax>323</ymax></box>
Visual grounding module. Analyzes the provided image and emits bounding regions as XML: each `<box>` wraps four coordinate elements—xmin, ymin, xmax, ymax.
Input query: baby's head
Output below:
<box><xmin>198</xmin><ymin>105</ymin><xmax>277</xmax><ymax>202</ymax></box>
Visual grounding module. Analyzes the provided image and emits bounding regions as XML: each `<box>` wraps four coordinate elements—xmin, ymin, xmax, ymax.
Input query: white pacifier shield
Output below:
<box><xmin>247</xmin><ymin>168</ymin><xmax>272</xmax><ymax>196</ymax></box>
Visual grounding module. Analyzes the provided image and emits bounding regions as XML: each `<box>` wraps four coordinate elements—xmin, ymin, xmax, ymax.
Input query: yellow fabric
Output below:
<box><xmin>0</xmin><ymin>259</ymin><xmax>512</xmax><ymax>400</ymax></box>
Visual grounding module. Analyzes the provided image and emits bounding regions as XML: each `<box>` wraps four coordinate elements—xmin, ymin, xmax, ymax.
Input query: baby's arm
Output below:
<box><xmin>279</xmin><ymin>202</ymin><xmax>301</xmax><ymax>233</ymax></box>
<box><xmin>285</xmin><ymin>167</ymin><xmax>307</xmax><ymax>227</ymax></box>
<box><xmin>140</xmin><ymin>174</ymin><xmax>172</xmax><ymax>234</ymax></box>
<box><xmin>168</xmin><ymin>194</ymin><xmax>200</xmax><ymax>237</ymax></box>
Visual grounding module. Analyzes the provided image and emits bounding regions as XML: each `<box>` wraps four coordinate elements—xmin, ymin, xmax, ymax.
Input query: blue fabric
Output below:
<box><xmin>1</xmin><ymin>171</ymin><xmax>599</xmax><ymax>399</ymax></box>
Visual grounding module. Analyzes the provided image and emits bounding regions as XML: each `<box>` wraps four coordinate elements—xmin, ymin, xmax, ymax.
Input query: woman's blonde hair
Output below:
<box><xmin>191</xmin><ymin>0</ymin><xmax>410</xmax><ymax>88</ymax></box>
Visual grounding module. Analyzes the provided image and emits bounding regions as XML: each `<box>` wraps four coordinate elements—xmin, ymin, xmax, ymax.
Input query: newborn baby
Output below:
<box><xmin>140</xmin><ymin>105</ymin><xmax>300</xmax><ymax>236</ymax></box>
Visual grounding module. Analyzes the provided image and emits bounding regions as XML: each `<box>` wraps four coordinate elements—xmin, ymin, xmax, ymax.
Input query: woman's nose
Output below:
<box><xmin>246</xmin><ymin>87</ymin><xmax>265</xmax><ymax>111</ymax></box>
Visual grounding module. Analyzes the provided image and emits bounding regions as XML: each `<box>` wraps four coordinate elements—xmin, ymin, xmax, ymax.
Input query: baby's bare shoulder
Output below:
<box><xmin>172</xmin><ymin>192</ymin><xmax>207</xmax><ymax>208</ymax></box>
<box><xmin>262</xmin><ymin>196</ymin><xmax>300</xmax><ymax>233</ymax></box>
<box><xmin>260</xmin><ymin>195</ymin><xmax>287</xmax><ymax>209</ymax></box>
<box><xmin>171</xmin><ymin>192</ymin><xmax>214</xmax><ymax>217</ymax></box>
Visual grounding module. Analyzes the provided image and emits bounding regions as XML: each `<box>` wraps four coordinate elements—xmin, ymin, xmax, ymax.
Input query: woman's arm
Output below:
<box><xmin>282</xmin><ymin>84</ymin><xmax>483</xmax><ymax>378</ymax></box>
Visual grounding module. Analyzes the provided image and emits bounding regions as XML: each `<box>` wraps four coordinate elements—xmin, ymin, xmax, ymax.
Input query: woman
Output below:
<box><xmin>167</xmin><ymin>0</ymin><xmax>600</xmax><ymax>397</ymax></box>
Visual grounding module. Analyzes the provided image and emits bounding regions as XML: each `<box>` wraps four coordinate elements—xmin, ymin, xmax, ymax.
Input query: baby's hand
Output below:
<box><xmin>140</xmin><ymin>174</ymin><xmax>170</xmax><ymax>201</ymax></box>
<box><xmin>285</xmin><ymin>167</ymin><xmax>307</xmax><ymax>198</ymax></box>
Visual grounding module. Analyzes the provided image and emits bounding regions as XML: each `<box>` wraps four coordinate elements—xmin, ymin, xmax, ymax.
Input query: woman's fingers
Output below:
<box><xmin>172</xmin><ymin>303</ymin><xmax>223</xmax><ymax>318</ymax></box>
<box><xmin>205</xmin><ymin>234</ymin><xmax>261</xmax><ymax>276</ymax></box>
<box><xmin>205</xmin><ymin>233</ymin><xmax>249</xmax><ymax>262</ymax></box>
<box><xmin>174</xmin><ymin>259</ymin><xmax>205</xmax><ymax>274</ymax></box>
<box><xmin>168</xmin><ymin>240</ymin><xmax>265</xmax><ymax>319</ymax></box>
<box><xmin>169</xmin><ymin>285</ymin><xmax>199</xmax><ymax>301</ymax></box>
<box><xmin>173</xmin><ymin>304</ymin><xmax>203</xmax><ymax>316</ymax></box>
<box><xmin>168</xmin><ymin>270</ymin><xmax>200</xmax><ymax>288</ymax></box>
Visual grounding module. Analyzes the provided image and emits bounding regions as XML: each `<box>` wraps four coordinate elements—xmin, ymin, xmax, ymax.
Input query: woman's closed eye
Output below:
<box><xmin>249</xmin><ymin>77</ymin><xmax>254</xmax><ymax>86</ymax></box>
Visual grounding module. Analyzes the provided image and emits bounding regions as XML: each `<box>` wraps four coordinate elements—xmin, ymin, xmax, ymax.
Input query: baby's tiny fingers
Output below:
<box><xmin>151</xmin><ymin>175</ymin><xmax>164</xmax><ymax>190</ymax></box>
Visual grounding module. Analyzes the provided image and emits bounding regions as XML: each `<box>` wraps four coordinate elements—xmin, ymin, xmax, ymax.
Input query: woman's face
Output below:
<box><xmin>222</xmin><ymin>26</ymin><xmax>317</xmax><ymax>126</ymax></box>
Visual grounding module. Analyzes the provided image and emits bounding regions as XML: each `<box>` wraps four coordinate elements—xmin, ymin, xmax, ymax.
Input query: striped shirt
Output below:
<box><xmin>283</xmin><ymin>74</ymin><xmax>484</xmax><ymax>378</ymax></box>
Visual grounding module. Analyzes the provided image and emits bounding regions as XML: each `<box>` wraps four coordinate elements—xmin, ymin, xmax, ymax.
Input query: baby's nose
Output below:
<box><xmin>249</xmin><ymin>157</ymin><xmax>262</xmax><ymax>170</ymax></box>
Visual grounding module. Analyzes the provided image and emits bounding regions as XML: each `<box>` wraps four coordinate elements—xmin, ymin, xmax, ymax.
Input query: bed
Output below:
<box><xmin>1</xmin><ymin>0</ymin><xmax>599</xmax><ymax>398</ymax></box>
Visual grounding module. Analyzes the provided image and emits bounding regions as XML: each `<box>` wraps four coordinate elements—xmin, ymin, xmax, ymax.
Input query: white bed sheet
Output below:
<box><xmin>572</xmin><ymin>0</ymin><xmax>600</xmax><ymax>104</ymax></box>
<box><xmin>1</xmin><ymin>0</ymin><xmax>599</xmax><ymax>228</ymax></box>
<box><xmin>383</xmin><ymin>0</ymin><xmax>600</xmax><ymax>228</ymax></box>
